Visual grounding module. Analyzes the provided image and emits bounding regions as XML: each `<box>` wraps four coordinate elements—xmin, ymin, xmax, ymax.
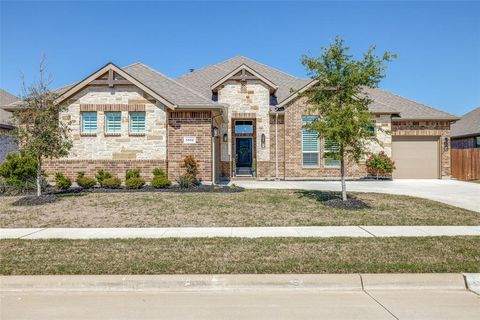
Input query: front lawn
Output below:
<box><xmin>1</xmin><ymin>189</ymin><xmax>478</xmax><ymax>227</ymax></box>
<box><xmin>1</xmin><ymin>237</ymin><xmax>479</xmax><ymax>275</ymax></box>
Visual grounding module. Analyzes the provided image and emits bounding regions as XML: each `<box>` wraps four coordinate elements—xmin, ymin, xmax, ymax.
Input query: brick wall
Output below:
<box><xmin>392</xmin><ymin>120</ymin><xmax>452</xmax><ymax>177</ymax></box>
<box><xmin>257</xmin><ymin>115</ymin><xmax>285</xmax><ymax>179</ymax></box>
<box><xmin>167</xmin><ymin>111</ymin><xmax>213</xmax><ymax>182</ymax></box>
<box><xmin>43</xmin><ymin>159</ymin><xmax>166</xmax><ymax>182</ymax></box>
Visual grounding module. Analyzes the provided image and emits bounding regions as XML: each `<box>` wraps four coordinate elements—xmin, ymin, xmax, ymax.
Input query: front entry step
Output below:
<box><xmin>236</xmin><ymin>167</ymin><xmax>252</xmax><ymax>176</ymax></box>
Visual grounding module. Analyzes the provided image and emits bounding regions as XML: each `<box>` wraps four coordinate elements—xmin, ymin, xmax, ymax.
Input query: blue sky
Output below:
<box><xmin>1</xmin><ymin>1</ymin><xmax>479</xmax><ymax>116</ymax></box>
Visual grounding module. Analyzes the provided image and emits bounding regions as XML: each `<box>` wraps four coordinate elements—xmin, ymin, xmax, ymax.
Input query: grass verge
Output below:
<box><xmin>1</xmin><ymin>237</ymin><xmax>479</xmax><ymax>275</ymax></box>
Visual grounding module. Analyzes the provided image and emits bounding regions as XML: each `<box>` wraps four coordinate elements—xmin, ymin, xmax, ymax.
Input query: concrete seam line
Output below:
<box><xmin>358</xmin><ymin>226</ymin><xmax>377</xmax><ymax>237</ymax></box>
<box><xmin>363</xmin><ymin>290</ymin><xmax>399</xmax><ymax>320</ymax></box>
<box><xmin>359</xmin><ymin>273</ymin><xmax>364</xmax><ymax>291</ymax></box>
<box><xmin>463</xmin><ymin>274</ymin><xmax>480</xmax><ymax>296</ymax></box>
<box><xmin>18</xmin><ymin>228</ymin><xmax>48</xmax><ymax>239</ymax></box>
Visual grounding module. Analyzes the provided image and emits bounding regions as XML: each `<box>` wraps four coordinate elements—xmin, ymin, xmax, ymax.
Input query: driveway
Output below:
<box><xmin>232</xmin><ymin>179</ymin><xmax>480</xmax><ymax>212</ymax></box>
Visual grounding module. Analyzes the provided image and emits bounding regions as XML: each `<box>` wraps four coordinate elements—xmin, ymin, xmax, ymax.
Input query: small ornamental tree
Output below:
<box><xmin>366</xmin><ymin>152</ymin><xmax>396</xmax><ymax>179</ymax></box>
<box><xmin>12</xmin><ymin>59</ymin><xmax>72</xmax><ymax>196</ymax></box>
<box><xmin>300</xmin><ymin>37</ymin><xmax>395</xmax><ymax>201</ymax></box>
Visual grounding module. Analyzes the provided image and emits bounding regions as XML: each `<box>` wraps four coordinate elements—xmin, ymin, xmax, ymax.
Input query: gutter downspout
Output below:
<box><xmin>275</xmin><ymin>112</ymin><xmax>279</xmax><ymax>180</ymax></box>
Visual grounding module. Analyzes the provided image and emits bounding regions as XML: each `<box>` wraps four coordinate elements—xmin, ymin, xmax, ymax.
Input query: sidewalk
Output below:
<box><xmin>1</xmin><ymin>226</ymin><xmax>480</xmax><ymax>239</ymax></box>
<box><xmin>1</xmin><ymin>274</ymin><xmax>479</xmax><ymax>319</ymax></box>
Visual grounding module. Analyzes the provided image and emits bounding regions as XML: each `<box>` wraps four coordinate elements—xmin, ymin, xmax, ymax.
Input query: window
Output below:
<box><xmin>302</xmin><ymin>116</ymin><xmax>319</xmax><ymax>166</ymax></box>
<box><xmin>235</xmin><ymin>120</ymin><xmax>253</xmax><ymax>134</ymax></box>
<box><xmin>81</xmin><ymin>112</ymin><xmax>97</xmax><ymax>134</ymax></box>
<box><xmin>366</xmin><ymin>125</ymin><xmax>376</xmax><ymax>136</ymax></box>
<box><xmin>105</xmin><ymin>112</ymin><xmax>121</xmax><ymax>134</ymax></box>
<box><xmin>476</xmin><ymin>136</ymin><xmax>480</xmax><ymax>148</ymax></box>
<box><xmin>129</xmin><ymin>112</ymin><xmax>145</xmax><ymax>134</ymax></box>
<box><xmin>324</xmin><ymin>139</ymin><xmax>341</xmax><ymax>167</ymax></box>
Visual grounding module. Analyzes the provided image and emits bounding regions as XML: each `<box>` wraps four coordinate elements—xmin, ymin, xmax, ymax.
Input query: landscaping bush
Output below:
<box><xmin>176</xmin><ymin>174</ymin><xmax>196</xmax><ymax>189</ymax></box>
<box><xmin>151</xmin><ymin>175</ymin><xmax>171</xmax><ymax>189</ymax></box>
<box><xmin>180</xmin><ymin>156</ymin><xmax>199</xmax><ymax>179</ymax></box>
<box><xmin>76</xmin><ymin>172</ymin><xmax>97</xmax><ymax>189</ymax></box>
<box><xmin>366</xmin><ymin>152</ymin><xmax>396</xmax><ymax>179</ymax></box>
<box><xmin>126</xmin><ymin>168</ymin><xmax>141</xmax><ymax>180</ymax></box>
<box><xmin>125</xmin><ymin>177</ymin><xmax>145</xmax><ymax>189</ymax></box>
<box><xmin>0</xmin><ymin>152</ymin><xmax>44</xmax><ymax>194</ymax></box>
<box><xmin>101</xmin><ymin>177</ymin><xmax>122</xmax><ymax>189</ymax></box>
<box><xmin>55</xmin><ymin>173</ymin><xmax>71</xmax><ymax>190</ymax></box>
<box><xmin>96</xmin><ymin>169</ymin><xmax>112</xmax><ymax>186</ymax></box>
<box><xmin>152</xmin><ymin>167</ymin><xmax>166</xmax><ymax>177</ymax></box>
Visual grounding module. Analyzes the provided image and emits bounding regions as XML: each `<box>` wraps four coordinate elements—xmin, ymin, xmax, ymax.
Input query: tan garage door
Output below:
<box><xmin>392</xmin><ymin>136</ymin><xmax>440</xmax><ymax>179</ymax></box>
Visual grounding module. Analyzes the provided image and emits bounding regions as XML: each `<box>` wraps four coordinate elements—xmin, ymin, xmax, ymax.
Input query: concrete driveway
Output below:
<box><xmin>232</xmin><ymin>179</ymin><xmax>480</xmax><ymax>212</ymax></box>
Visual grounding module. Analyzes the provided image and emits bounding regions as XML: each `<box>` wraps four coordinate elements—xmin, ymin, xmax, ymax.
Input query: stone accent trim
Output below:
<box><xmin>231</xmin><ymin>112</ymin><xmax>256</xmax><ymax>119</ymax></box>
<box><xmin>169</xmin><ymin>111</ymin><xmax>211</xmax><ymax>119</ymax></box>
<box><xmin>43</xmin><ymin>159</ymin><xmax>167</xmax><ymax>182</ymax></box>
<box><xmin>80</xmin><ymin>104</ymin><xmax>146</xmax><ymax>112</ymax></box>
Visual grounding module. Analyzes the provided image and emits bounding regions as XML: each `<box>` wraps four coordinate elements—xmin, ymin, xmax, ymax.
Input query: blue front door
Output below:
<box><xmin>236</xmin><ymin>138</ymin><xmax>252</xmax><ymax>167</ymax></box>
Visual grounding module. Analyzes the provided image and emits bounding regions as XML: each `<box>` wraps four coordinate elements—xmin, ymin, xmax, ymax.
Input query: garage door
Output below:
<box><xmin>392</xmin><ymin>136</ymin><xmax>440</xmax><ymax>179</ymax></box>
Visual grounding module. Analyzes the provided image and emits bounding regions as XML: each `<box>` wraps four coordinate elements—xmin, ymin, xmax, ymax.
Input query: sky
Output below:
<box><xmin>1</xmin><ymin>1</ymin><xmax>479</xmax><ymax>116</ymax></box>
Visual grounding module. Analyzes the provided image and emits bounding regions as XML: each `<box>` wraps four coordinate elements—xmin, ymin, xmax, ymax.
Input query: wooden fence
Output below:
<box><xmin>451</xmin><ymin>148</ymin><xmax>480</xmax><ymax>180</ymax></box>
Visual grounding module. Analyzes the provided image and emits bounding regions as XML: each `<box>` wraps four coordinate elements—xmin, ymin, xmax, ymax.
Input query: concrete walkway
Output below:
<box><xmin>2</xmin><ymin>274</ymin><xmax>479</xmax><ymax>319</ymax></box>
<box><xmin>2</xmin><ymin>226</ymin><xmax>480</xmax><ymax>239</ymax></box>
<box><xmin>231</xmin><ymin>179</ymin><xmax>480</xmax><ymax>212</ymax></box>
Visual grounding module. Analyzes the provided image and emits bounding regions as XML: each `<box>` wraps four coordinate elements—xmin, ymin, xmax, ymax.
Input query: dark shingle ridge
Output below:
<box><xmin>451</xmin><ymin>107</ymin><xmax>480</xmax><ymax>138</ymax></box>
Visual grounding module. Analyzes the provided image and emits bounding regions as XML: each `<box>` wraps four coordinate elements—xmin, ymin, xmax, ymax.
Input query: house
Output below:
<box><xmin>1</xmin><ymin>56</ymin><xmax>458</xmax><ymax>182</ymax></box>
<box><xmin>450</xmin><ymin>107</ymin><xmax>480</xmax><ymax>180</ymax></box>
<box><xmin>0</xmin><ymin>88</ymin><xmax>19</xmax><ymax>162</ymax></box>
<box><xmin>451</xmin><ymin>107</ymin><xmax>480</xmax><ymax>149</ymax></box>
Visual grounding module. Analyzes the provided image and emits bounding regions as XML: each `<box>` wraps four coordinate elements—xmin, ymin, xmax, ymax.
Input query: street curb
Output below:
<box><xmin>1</xmin><ymin>273</ymin><xmax>477</xmax><ymax>292</ymax></box>
<box><xmin>464</xmin><ymin>273</ymin><xmax>480</xmax><ymax>295</ymax></box>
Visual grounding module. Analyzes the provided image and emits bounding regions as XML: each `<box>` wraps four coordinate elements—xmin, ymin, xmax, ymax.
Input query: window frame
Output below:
<box><xmin>475</xmin><ymin>136</ymin><xmax>480</xmax><ymax>148</ymax></box>
<box><xmin>301</xmin><ymin>116</ymin><xmax>320</xmax><ymax>168</ymax></box>
<box><xmin>80</xmin><ymin>111</ymin><xmax>97</xmax><ymax>135</ymax></box>
<box><xmin>234</xmin><ymin>120</ymin><xmax>254</xmax><ymax>135</ymax></box>
<box><xmin>129</xmin><ymin>111</ymin><xmax>146</xmax><ymax>135</ymax></box>
<box><xmin>323</xmin><ymin>139</ymin><xmax>341</xmax><ymax>168</ymax></box>
<box><xmin>105</xmin><ymin>111</ymin><xmax>122</xmax><ymax>135</ymax></box>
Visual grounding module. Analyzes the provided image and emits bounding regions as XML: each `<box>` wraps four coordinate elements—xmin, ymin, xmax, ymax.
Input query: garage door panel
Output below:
<box><xmin>392</xmin><ymin>136</ymin><xmax>439</xmax><ymax>179</ymax></box>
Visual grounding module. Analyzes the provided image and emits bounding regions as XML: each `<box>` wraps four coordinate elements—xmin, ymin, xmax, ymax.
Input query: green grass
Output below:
<box><xmin>1</xmin><ymin>237</ymin><xmax>479</xmax><ymax>275</ymax></box>
<box><xmin>1</xmin><ymin>190</ymin><xmax>479</xmax><ymax>227</ymax></box>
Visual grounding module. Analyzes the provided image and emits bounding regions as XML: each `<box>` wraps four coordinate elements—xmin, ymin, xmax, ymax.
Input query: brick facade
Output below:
<box><xmin>391</xmin><ymin>120</ymin><xmax>452</xmax><ymax>178</ymax></box>
<box><xmin>167</xmin><ymin>111</ymin><xmax>213</xmax><ymax>182</ymax></box>
<box><xmin>43</xmin><ymin>159</ymin><xmax>166</xmax><ymax>182</ymax></box>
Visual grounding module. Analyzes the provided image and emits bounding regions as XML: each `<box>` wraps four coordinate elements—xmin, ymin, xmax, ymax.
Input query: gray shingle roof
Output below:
<box><xmin>0</xmin><ymin>88</ymin><xmax>19</xmax><ymax>126</ymax></box>
<box><xmin>177</xmin><ymin>56</ymin><xmax>311</xmax><ymax>103</ymax></box>
<box><xmin>451</xmin><ymin>107</ymin><xmax>480</xmax><ymax>138</ymax></box>
<box><xmin>124</xmin><ymin>63</ymin><xmax>216</xmax><ymax>106</ymax></box>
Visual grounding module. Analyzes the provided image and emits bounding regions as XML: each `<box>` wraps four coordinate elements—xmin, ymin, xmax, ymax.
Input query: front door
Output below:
<box><xmin>236</xmin><ymin>138</ymin><xmax>253</xmax><ymax>169</ymax></box>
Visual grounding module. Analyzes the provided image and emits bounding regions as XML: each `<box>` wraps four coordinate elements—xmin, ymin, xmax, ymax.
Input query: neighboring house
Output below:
<box><xmin>1</xmin><ymin>56</ymin><xmax>458</xmax><ymax>182</ymax></box>
<box><xmin>0</xmin><ymin>88</ymin><xmax>19</xmax><ymax>162</ymax></box>
<box><xmin>451</xmin><ymin>107</ymin><xmax>480</xmax><ymax>149</ymax></box>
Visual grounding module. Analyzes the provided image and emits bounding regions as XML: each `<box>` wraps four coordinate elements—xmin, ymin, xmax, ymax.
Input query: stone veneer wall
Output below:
<box><xmin>257</xmin><ymin>115</ymin><xmax>285</xmax><ymax>179</ymax></box>
<box><xmin>0</xmin><ymin>128</ymin><xmax>17</xmax><ymax>163</ymax></box>
<box><xmin>391</xmin><ymin>120</ymin><xmax>452</xmax><ymax>177</ymax></box>
<box><xmin>167</xmin><ymin>111</ymin><xmax>213</xmax><ymax>182</ymax></box>
<box><xmin>59</xmin><ymin>85</ymin><xmax>167</xmax><ymax>161</ymax></box>
<box><xmin>218</xmin><ymin>80</ymin><xmax>271</xmax><ymax>165</ymax></box>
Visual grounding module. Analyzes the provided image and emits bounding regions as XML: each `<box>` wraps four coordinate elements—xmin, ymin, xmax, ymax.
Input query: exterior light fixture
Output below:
<box><xmin>223</xmin><ymin>133</ymin><xmax>228</xmax><ymax>142</ymax></box>
<box><xmin>444</xmin><ymin>137</ymin><xmax>449</xmax><ymax>151</ymax></box>
<box><xmin>212</xmin><ymin>127</ymin><xmax>219</xmax><ymax>137</ymax></box>
<box><xmin>261</xmin><ymin>133</ymin><xmax>266</xmax><ymax>148</ymax></box>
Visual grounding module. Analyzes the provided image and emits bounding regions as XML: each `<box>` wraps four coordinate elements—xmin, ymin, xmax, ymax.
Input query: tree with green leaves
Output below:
<box><xmin>300</xmin><ymin>37</ymin><xmax>395</xmax><ymax>201</ymax></box>
<box><xmin>12</xmin><ymin>59</ymin><xmax>72</xmax><ymax>196</ymax></box>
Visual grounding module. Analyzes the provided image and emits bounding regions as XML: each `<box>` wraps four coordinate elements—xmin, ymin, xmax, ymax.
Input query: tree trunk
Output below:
<box><xmin>36</xmin><ymin>156</ymin><xmax>42</xmax><ymax>197</ymax></box>
<box><xmin>340</xmin><ymin>149</ymin><xmax>347</xmax><ymax>201</ymax></box>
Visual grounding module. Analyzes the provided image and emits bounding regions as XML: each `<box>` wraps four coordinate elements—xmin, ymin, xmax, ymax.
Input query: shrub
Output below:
<box><xmin>0</xmin><ymin>152</ymin><xmax>46</xmax><ymax>194</ymax></box>
<box><xmin>96</xmin><ymin>169</ymin><xmax>112</xmax><ymax>185</ymax></box>
<box><xmin>366</xmin><ymin>152</ymin><xmax>396</xmax><ymax>179</ymax></box>
<box><xmin>176</xmin><ymin>174</ymin><xmax>196</xmax><ymax>189</ymax></box>
<box><xmin>126</xmin><ymin>168</ymin><xmax>141</xmax><ymax>180</ymax></box>
<box><xmin>152</xmin><ymin>167</ymin><xmax>166</xmax><ymax>177</ymax></box>
<box><xmin>151</xmin><ymin>175</ymin><xmax>171</xmax><ymax>189</ymax></box>
<box><xmin>76</xmin><ymin>172</ymin><xmax>97</xmax><ymax>189</ymax></box>
<box><xmin>55</xmin><ymin>173</ymin><xmax>72</xmax><ymax>190</ymax></box>
<box><xmin>180</xmin><ymin>156</ymin><xmax>199</xmax><ymax>179</ymax></box>
<box><xmin>125</xmin><ymin>177</ymin><xmax>145</xmax><ymax>189</ymax></box>
<box><xmin>101</xmin><ymin>177</ymin><xmax>122</xmax><ymax>189</ymax></box>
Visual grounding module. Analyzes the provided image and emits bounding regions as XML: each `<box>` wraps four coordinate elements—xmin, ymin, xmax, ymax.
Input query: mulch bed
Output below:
<box><xmin>11</xmin><ymin>194</ymin><xmax>58</xmax><ymax>206</ymax></box>
<box><xmin>324</xmin><ymin>198</ymin><xmax>370</xmax><ymax>209</ymax></box>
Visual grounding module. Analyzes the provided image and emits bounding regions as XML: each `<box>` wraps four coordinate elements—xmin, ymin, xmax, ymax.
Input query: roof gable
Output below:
<box><xmin>56</xmin><ymin>63</ymin><xmax>176</xmax><ymax>109</ymax></box>
<box><xmin>210</xmin><ymin>64</ymin><xmax>278</xmax><ymax>92</ymax></box>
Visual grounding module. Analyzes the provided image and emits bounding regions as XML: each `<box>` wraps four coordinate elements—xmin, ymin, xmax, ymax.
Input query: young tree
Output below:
<box><xmin>12</xmin><ymin>59</ymin><xmax>72</xmax><ymax>196</ymax></box>
<box><xmin>300</xmin><ymin>37</ymin><xmax>395</xmax><ymax>201</ymax></box>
